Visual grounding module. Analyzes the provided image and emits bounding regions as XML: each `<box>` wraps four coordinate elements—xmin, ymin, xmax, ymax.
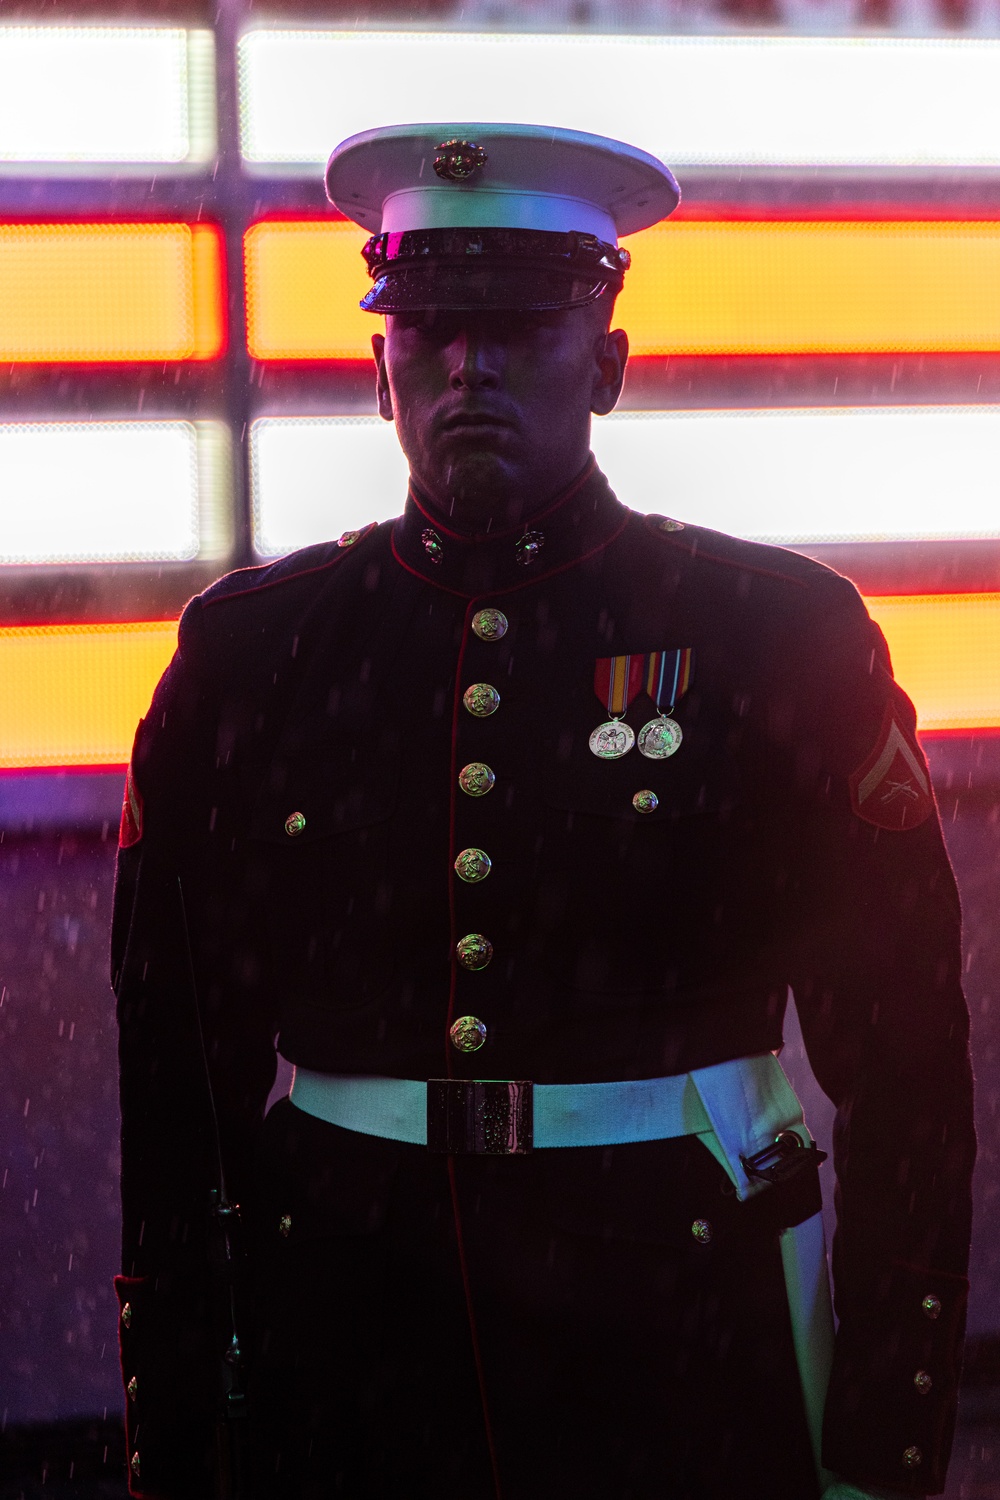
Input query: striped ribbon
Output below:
<box><xmin>594</xmin><ymin>653</ymin><xmax>646</xmax><ymax>716</ymax></box>
<box><xmin>595</xmin><ymin>649</ymin><xmax>694</xmax><ymax>717</ymax></box>
<box><xmin>645</xmin><ymin>648</ymin><xmax>694</xmax><ymax>714</ymax></box>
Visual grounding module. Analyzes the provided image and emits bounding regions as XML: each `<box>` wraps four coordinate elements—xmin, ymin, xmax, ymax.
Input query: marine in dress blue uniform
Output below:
<box><xmin>112</xmin><ymin>124</ymin><xmax>975</xmax><ymax>1500</ymax></box>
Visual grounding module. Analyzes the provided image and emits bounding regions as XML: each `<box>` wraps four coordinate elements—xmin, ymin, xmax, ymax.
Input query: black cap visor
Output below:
<box><xmin>360</xmin><ymin>263</ymin><xmax>614</xmax><ymax>314</ymax></box>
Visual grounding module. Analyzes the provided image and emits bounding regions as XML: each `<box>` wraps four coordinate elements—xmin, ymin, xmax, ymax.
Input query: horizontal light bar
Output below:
<box><xmin>250</xmin><ymin>409</ymin><xmax>1000</xmax><ymax>554</ymax></box>
<box><xmin>0</xmin><ymin>421</ymin><xmax>232</xmax><ymax>565</ymax></box>
<box><xmin>244</xmin><ymin>221</ymin><xmax>371</xmax><ymax>361</ymax></box>
<box><xmin>243</xmin><ymin>219</ymin><xmax>1000</xmax><ymax>358</ymax></box>
<box><xmin>867</xmin><ymin>594</ymin><xmax>1000</xmax><ymax>732</ymax></box>
<box><xmin>0</xmin><ymin>621</ymin><xmax>177</xmax><ymax>769</ymax></box>
<box><xmin>591</xmin><ymin>409</ymin><xmax>1000</xmax><ymax>543</ymax></box>
<box><xmin>0</xmin><ymin>27</ymin><xmax>215</xmax><ymax>166</ymax></box>
<box><xmin>239</xmin><ymin>30</ymin><xmax>1000</xmax><ymax>169</ymax></box>
<box><xmin>0</xmin><ymin>223</ymin><xmax>224</xmax><ymax>363</ymax></box>
<box><xmin>1</xmin><ymin>596</ymin><xmax>995</xmax><ymax>769</ymax></box>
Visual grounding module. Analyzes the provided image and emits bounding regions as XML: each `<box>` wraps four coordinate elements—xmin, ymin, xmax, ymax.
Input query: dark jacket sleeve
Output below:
<box><xmin>111</xmin><ymin>596</ymin><xmax>277</xmax><ymax>1499</ymax></box>
<box><xmin>783</xmin><ymin>577</ymin><xmax>975</xmax><ymax>1496</ymax></box>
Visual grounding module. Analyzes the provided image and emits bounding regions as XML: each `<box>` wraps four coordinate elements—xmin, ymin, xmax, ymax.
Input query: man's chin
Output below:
<box><xmin>436</xmin><ymin>450</ymin><xmax>521</xmax><ymax>506</ymax></box>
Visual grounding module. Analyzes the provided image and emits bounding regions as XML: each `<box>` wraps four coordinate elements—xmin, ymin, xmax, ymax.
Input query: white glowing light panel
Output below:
<box><xmin>239</xmin><ymin>30</ymin><xmax>1000</xmax><ymax>169</ymax></box>
<box><xmin>0</xmin><ymin>421</ymin><xmax>231</xmax><ymax>565</ymax></box>
<box><xmin>0</xmin><ymin>27</ymin><xmax>215</xmax><ymax>164</ymax></box>
<box><xmin>251</xmin><ymin>408</ymin><xmax>1000</xmax><ymax>558</ymax></box>
<box><xmin>252</xmin><ymin>418</ymin><xmax>407</xmax><ymax>558</ymax></box>
<box><xmin>592</xmin><ymin>408</ymin><xmax>1000</xmax><ymax>544</ymax></box>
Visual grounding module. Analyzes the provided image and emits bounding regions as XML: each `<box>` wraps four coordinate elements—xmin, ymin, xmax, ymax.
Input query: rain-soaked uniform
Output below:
<box><xmin>112</xmin><ymin>460</ymin><xmax>975</xmax><ymax>1500</ymax></box>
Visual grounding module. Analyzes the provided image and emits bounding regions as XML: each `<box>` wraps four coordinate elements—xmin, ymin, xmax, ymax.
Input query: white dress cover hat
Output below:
<box><xmin>325</xmin><ymin>122</ymin><xmax>681</xmax><ymax>313</ymax></box>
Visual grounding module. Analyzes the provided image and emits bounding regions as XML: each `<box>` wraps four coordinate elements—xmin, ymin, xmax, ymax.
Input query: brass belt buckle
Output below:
<box><xmin>427</xmin><ymin>1079</ymin><xmax>534</xmax><ymax>1155</ymax></box>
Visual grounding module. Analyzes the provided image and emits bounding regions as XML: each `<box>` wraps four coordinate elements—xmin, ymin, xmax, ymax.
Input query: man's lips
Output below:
<box><xmin>438</xmin><ymin>413</ymin><xmax>514</xmax><ymax>435</ymax></box>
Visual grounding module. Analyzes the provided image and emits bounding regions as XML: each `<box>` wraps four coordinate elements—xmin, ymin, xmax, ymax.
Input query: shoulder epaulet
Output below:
<box><xmin>200</xmin><ymin>522</ymin><xmax>381</xmax><ymax>611</ymax></box>
<box><xmin>641</xmin><ymin>512</ymin><xmax>842</xmax><ymax>592</ymax></box>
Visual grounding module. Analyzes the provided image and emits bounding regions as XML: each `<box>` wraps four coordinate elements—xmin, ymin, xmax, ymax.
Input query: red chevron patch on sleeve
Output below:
<box><xmin>849</xmin><ymin>707</ymin><xmax>933</xmax><ymax>831</ymax></box>
<box><xmin>118</xmin><ymin>761</ymin><xmax>144</xmax><ymax>848</ymax></box>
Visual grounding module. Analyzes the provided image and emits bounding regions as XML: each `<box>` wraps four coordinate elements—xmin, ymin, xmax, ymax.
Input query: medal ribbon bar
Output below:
<box><xmin>594</xmin><ymin>653</ymin><xmax>645</xmax><ymax>716</ymax></box>
<box><xmin>645</xmin><ymin>647</ymin><xmax>694</xmax><ymax>715</ymax></box>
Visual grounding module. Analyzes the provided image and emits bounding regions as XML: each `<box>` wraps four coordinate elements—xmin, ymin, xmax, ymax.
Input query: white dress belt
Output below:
<box><xmin>289</xmin><ymin>1052</ymin><xmax>808</xmax><ymax>1202</ymax></box>
<box><xmin>286</xmin><ymin>1050</ymin><xmax>835</xmax><ymax>1486</ymax></box>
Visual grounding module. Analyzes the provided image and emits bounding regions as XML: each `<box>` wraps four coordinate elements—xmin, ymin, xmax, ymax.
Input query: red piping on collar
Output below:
<box><xmin>389</xmin><ymin>508</ymin><xmax>630</xmax><ymax>599</ymax></box>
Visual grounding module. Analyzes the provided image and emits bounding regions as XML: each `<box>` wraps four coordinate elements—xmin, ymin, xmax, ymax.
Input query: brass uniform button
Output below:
<box><xmin>127</xmin><ymin>1376</ymin><xmax>138</xmax><ymax>1402</ymax></box>
<box><xmin>633</xmin><ymin>790</ymin><xmax>658</xmax><ymax>814</ymax></box>
<box><xmin>921</xmin><ymin>1293</ymin><xmax>942</xmax><ymax>1320</ymax></box>
<box><xmin>278</xmin><ymin>1214</ymin><xmax>292</xmax><ymax>1238</ymax></box>
<box><xmin>691</xmin><ymin>1219</ymin><xmax>713</xmax><ymax>1244</ymax></box>
<box><xmin>456</xmin><ymin>933</ymin><xmax>493</xmax><ymax>970</ymax></box>
<box><xmin>459</xmin><ymin>762</ymin><xmax>495</xmax><ymax>797</ymax></box>
<box><xmin>120</xmin><ymin>1302</ymin><xmax>132</xmax><ymax>1330</ymax></box>
<box><xmin>463</xmin><ymin>683</ymin><xmax>500</xmax><ymax>718</ymax></box>
<box><xmin>913</xmin><ymin>1370</ymin><xmax>933</xmax><ymax>1395</ymax></box>
<box><xmin>471</xmin><ymin>608</ymin><xmax>508</xmax><ymax>642</ymax></box>
<box><xmin>421</xmin><ymin>528</ymin><xmax>444</xmax><ymax>564</ymax></box>
<box><xmin>455</xmin><ymin>847</ymin><xmax>492</xmax><ymax>883</ymax></box>
<box><xmin>450</xmin><ymin>1015</ymin><xmax>487</xmax><ymax>1052</ymax></box>
<box><xmin>284</xmin><ymin>811</ymin><xmax>306</xmax><ymax>837</ymax></box>
<box><xmin>902</xmin><ymin>1446</ymin><xmax>923</xmax><ymax>1470</ymax></box>
<box><xmin>337</xmin><ymin>529</ymin><xmax>361</xmax><ymax>547</ymax></box>
<box><xmin>130</xmin><ymin>1452</ymin><xmax>141</xmax><ymax>1479</ymax></box>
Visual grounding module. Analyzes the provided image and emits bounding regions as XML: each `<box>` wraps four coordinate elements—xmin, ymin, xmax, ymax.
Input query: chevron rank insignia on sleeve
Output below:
<box><xmin>849</xmin><ymin>708</ymin><xmax>933</xmax><ymax>831</ymax></box>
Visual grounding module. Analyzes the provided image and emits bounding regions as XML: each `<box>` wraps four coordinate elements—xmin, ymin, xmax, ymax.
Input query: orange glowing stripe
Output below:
<box><xmin>865</xmin><ymin>593</ymin><xmax>1000</xmax><ymax>733</ymax></box>
<box><xmin>243</xmin><ymin>219</ymin><xmax>1000</xmax><ymax>359</ymax></box>
<box><xmin>1</xmin><ymin>596</ymin><xmax>997</xmax><ymax>770</ymax></box>
<box><xmin>0</xmin><ymin>622</ymin><xmax>177</xmax><ymax>769</ymax></box>
<box><xmin>619</xmin><ymin>221</ymin><xmax>1000</xmax><ymax>355</ymax></box>
<box><xmin>0</xmin><ymin>223</ymin><xmax>225</xmax><ymax>362</ymax></box>
<box><xmin>245</xmin><ymin>220</ymin><xmax>373</xmax><ymax>360</ymax></box>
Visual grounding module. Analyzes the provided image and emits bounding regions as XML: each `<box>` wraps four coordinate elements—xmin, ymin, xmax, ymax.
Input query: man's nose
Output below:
<box><xmin>448</xmin><ymin>330</ymin><xmax>502</xmax><ymax>390</ymax></box>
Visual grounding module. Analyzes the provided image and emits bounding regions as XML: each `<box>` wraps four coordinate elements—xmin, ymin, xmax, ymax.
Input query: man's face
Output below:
<box><xmin>372</xmin><ymin>300</ymin><xmax>628</xmax><ymax>530</ymax></box>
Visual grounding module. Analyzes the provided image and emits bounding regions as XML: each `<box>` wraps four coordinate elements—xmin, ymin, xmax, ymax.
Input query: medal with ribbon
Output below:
<box><xmin>589</xmin><ymin>654</ymin><xmax>645</xmax><ymax>759</ymax></box>
<box><xmin>637</xmin><ymin>648</ymin><xmax>693</xmax><ymax>759</ymax></box>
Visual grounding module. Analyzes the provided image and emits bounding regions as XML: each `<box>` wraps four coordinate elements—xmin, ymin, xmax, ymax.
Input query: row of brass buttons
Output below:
<box><xmin>894</xmin><ymin>1291</ymin><xmax>947</xmax><ymax>1475</ymax></box>
<box><xmin>451</xmin><ymin>612</ymin><xmax>509</xmax><ymax>1051</ymax></box>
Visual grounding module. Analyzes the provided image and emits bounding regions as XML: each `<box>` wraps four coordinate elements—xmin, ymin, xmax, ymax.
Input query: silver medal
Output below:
<box><xmin>637</xmin><ymin>715</ymin><xmax>683</xmax><ymax>760</ymax></box>
<box><xmin>589</xmin><ymin>719</ymin><xmax>636</xmax><ymax>760</ymax></box>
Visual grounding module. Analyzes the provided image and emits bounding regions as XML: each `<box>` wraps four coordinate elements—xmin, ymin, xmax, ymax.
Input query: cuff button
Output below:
<box><xmin>902</xmin><ymin>1445</ymin><xmax>923</xmax><ymax>1470</ymax></box>
<box><xmin>130</xmin><ymin>1452</ymin><xmax>141</xmax><ymax>1478</ymax></box>
<box><xmin>921</xmin><ymin>1293</ymin><xmax>942</xmax><ymax>1320</ymax></box>
<box><xmin>120</xmin><ymin>1302</ymin><xmax>132</xmax><ymax>1329</ymax></box>
<box><xmin>914</xmin><ymin>1369</ymin><xmax>933</xmax><ymax>1395</ymax></box>
<box><xmin>126</xmin><ymin>1376</ymin><xmax>138</xmax><ymax>1402</ymax></box>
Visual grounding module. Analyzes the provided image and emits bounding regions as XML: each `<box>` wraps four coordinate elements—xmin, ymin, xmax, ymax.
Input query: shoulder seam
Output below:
<box><xmin>201</xmin><ymin>523</ymin><xmax>380</xmax><ymax>610</ymax></box>
<box><xmin>647</xmin><ymin>520</ymin><xmax>811</xmax><ymax>590</ymax></box>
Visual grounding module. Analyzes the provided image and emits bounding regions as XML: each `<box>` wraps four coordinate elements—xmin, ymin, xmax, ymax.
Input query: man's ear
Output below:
<box><xmin>372</xmin><ymin>332</ymin><xmax>393</xmax><ymax>422</ymax></box>
<box><xmin>591</xmin><ymin>327</ymin><xmax>629</xmax><ymax>417</ymax></box>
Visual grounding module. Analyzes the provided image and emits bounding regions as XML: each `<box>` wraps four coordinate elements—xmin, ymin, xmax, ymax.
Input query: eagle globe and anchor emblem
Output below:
<box><xmin>433</xmin><ymin>139</ymin><xmax>489</xmax><ymax>182</ymax></box>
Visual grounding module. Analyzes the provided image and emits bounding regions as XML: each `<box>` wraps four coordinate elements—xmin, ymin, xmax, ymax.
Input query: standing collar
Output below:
<box><xmin>390</xmin><ymin>456</ymin><xmax>628</xmax><ymax>597</ymax></box>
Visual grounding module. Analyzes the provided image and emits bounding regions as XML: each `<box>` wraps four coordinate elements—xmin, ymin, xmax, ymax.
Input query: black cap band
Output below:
<box><xmin>358</xmin><ymin>226</ymin><xmax>630</xmax><ymax>314</ymax></box>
